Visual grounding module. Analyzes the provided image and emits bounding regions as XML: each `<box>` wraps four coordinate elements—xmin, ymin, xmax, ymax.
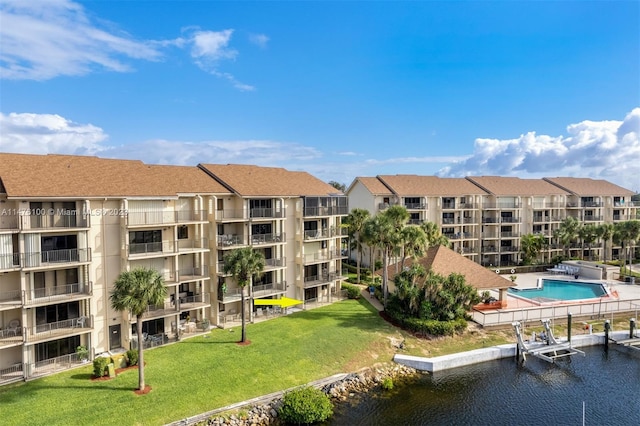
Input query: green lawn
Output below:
<box><xmin>0</xmin><ymin>299</ymin><xmax>402</xmax><ymax>426</ymax></box>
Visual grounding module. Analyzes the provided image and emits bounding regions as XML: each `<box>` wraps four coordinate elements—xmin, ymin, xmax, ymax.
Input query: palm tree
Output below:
<box><xmin>554</xmin><ymin>217</ymin><xmax>581</xmax><ymax>258</ymax></box>
<box><xmin>110</xmin><ymin>267</ymin><xmax>167</xmax><ymax>391</ymax></box>
<box><xmin>400</xmin><ymin>225</ymin><xmax>428</xmax><ymax>267</ymax></box>
<box><xmin>597</xmin><ymin>223</ymin><xmax>615</xmax><ymax>262</ymax></box>
<box><xmin>394</xmin><ymin>263</ymin><xmax>426</xmax><ymax>316</ymax></box>
<box><xmin>420</xmin><ymin>221</ymin><xmax>450</xmax><ymax>248</ymax></box>
<box><xmin>579</xmin><ymin>224</ymin><xmax>599</xmax><ymax>260</ymax></box>
<box><xmin>223</xmin><ymin>247</ymin><xmax>265</xmax><ymax>343</ymax></box>
<box><xmin>614</xmin><ymin>220</ymin><xmax>640</xmax><ymax>275</ymax></box>
<box><xmin>343</xmin><ymin>208</ymin><xmax>370</xmax><ymax>283</ymax></box>
<box><xmin>520</xmin><ymin>233</ymin><xmax>545</xmax><ymax>265</ymax></box>
<box><xmin>363</xmin><ymin>214</ymin><xmax>395</xmax><ymax>308</ymax></box>
<box><xmin>382</xmin><ymin>205</ymin><xmax>410</xmax><ymax>272</ymax></box>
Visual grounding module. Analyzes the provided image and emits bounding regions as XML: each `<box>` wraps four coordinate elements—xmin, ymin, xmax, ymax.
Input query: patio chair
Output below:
<box><xmin>256</xmin><ymin>308</ymin><xmax>263</xmax><ymax>317</ymax></box>
<box><xmin>7</xmin><ymin>319</ymin><xmax>20</xmax><ymax>337</ymax></box>
<box><xmin>75</xmin><ymin>316</ymin><xmax>87</xmax><ymax>328</ymax></box>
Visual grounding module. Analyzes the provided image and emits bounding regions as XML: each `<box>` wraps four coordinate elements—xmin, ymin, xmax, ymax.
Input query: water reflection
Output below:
<box><xmin>326</xmin><ymin>347</ymin><xmax>640</xmax><ymax>426</ymax></box>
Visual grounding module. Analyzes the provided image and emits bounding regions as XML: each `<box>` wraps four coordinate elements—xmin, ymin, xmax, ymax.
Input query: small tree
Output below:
<box><xmin>223</xmin><ymin>247</ymin><xmax>265</xmax><ymax>344</ymax></box>
<box><xmin>110</xmin><ymin>267</ymin><xmax>167</xmax><ymax>391</ymax></box>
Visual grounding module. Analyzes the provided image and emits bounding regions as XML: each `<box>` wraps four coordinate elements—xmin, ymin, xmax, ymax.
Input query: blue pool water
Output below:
<box><xmin>508</xmin><ymin>279</ymin><xmax>607</xmax><ymax>301</ymax></box>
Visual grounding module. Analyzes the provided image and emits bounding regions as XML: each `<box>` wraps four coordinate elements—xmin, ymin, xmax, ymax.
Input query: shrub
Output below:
<box><xmin>381</xmin><ymin>377</ymin><xmax>394</xmax><ymax>390</ymax></box>
<box><xmin>75</xmin><ymin>345</ymin><xmax>89</xmax><ymax>361</ymax></box>
<box><xmin>126</xmin><ymin>349</ymin><xmax>139</xmax><ymax>366</ymax></box>
<box><xmin>93</xmin><ymin>357</ymin><xmax>109</xmax><ymax>377</ymax></box>
<box><xmin>341</xmin><ymin>283</ymin><xmax>361</xmax><ymax>299</ymax></box>
<box><xmin>279</xmin><ymin>386</ymin><xmax>333</xmax><ymax>425</ymax></box>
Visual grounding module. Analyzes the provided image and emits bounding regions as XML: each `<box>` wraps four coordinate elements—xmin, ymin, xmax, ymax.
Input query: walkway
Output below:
<box><xmin>359</xmin><ymin>285</ymin><xmax>384</xmax><ymax>312</ymax></box>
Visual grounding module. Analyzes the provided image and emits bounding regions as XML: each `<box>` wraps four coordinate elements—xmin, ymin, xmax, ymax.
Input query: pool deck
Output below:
<box><xmin>491</xmin><ymin>270</ymin><xmax>640</xmax><ymax>309</ymax></box>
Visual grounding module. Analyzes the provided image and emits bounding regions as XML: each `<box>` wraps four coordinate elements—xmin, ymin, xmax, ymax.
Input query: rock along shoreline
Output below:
<box><xmin>195</xmin><ymin>363</ymin><xmax>419</xmax><ymax>426</ymax></box>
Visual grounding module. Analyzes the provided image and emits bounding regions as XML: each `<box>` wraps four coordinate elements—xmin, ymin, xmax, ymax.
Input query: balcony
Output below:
<box><xmin>481</xmin><ymin>246</ymin><xmax>499</xmax><ymax>253</ymax></box>
<box><xmin>220</xmin><ymin>287</ymin><xmax>244</xmax><ymax>303</ymax></box>
<box><xmin>304</xmin><ymin>206</ymin><xmax>349</xmax><ymax>217</ymax></box>
<box><xmin>176</xmin><ymin>266</ymin><xmax>209</xmax><ymax>282</ymax></box>
<box><xmin>582</xmin><ymin>216</ymin><xmax>603</xmax><ymax>222</ymax></box>
<box><xmin>178</xmin><ymin>293</ymin><xmax>210</xmax><ymax>311</ymax></box>
<box><xmin>442</xmin><ymin>202</ymin><xmax>456</xmax><ymax>210</ymax></box>
<box><xmin>28</xmin><ymin>352</ymin><xmax>84</xmax><ymax>380</ymax></box>
<box><xmin>177</xmin><ymin>238</ymin><xmax>209</xmax><ymax>252</ymax></box>
<box><xmin>217</xmin><ymin>234</ymin><xmax>246</xmax><ymax>248</ymax></box>
<box><xmin>482</xmin><ymin>217</ymin><xmax>499</xmax><ymax>224</ymax></box>
<box><xmin>500</xmin><ymin>217</ymin><xmax>521</xmax><ymax>223</ymax></box>
<box><xmin>442</xmin><ymin>218</ymin><xmax>455</xmax><ymax>225</ymax></box>
<box><xmin>253</xmin><ymin>281</ymin><xmax>287</xmax><ymax>298</ymax></box>
<box><xmin>128</xmin><ymin>240</ymin><xmax>174</xmax><ymax>257</ymax></box>
<box><xmin>460</xmin><ymin>203</ymin><xmax>478</xmax><ymax>209</ymax></box>
<box><xmin>0</xmin><ymin>327</ymin><xmax>24</xmax><ymax>347</ymax></box>
<box><xmin>25</xmin><ymin>315</ymin><xmax>92</xmax><ymax>343</ymax></box>
<box><xmin>141</xmin><ymin>301</ymin><xmax>177</xmax><ymax>319</ymax></box>
<box><xmin>0</xmin><ymin>362</ymin><xmax>23</xmax><ymax>385</ymax></box>
<box><xmin>249</xmin><ymin>208</ymin><xmax>285</xmax><ymax>219</ymax></box>
<box><xmin>301</xmin><ymin>250</ymin><xmax>344</xmax><ymax>264</ymax></box>
<box><xmin>613</xmin><ymin>215</ymin><xmax>629</xmax><ymax>221</ymax></box>
<box><xmin>500</xmin><ymin>246</ymin><xmax>519</xmax><ymax>253</ymax></box>
<box><xmin>251</xmin><ymin>232</ymin><xmax>284</xmax><ymax>245</ymax></box>
<box><xmin>264</xmin><ymin>257</ymin><xmax>286</xmax><ymax>270</ymax></box>
<box><xmin>215</xmin><ymin>209</ymin><xmax>246</xmax><ymax>222</ymax></box>
<box><xmin>483</xmin><ymin>202</ymin><xmax>520</xmax><ymax>209</ymax></box>
<box><xmin>24</xmin><ymin>282</ymin><xmax>92</xmax><ymax>306</ymax></box>
<box><xmin>303</xmin><ymin>272</ymin><xmax>340</xmax><ymax>288</ymax></box>
<box><xmin>0</xmin><ymin>213</ymin><xmax>19</xmax><ymax>231</ymax></box>
<box><xmin>500</xmin><ymin>232</ymin><xmax>520</xmax><ymax>238</ymax></box>
<box><xmin>407</xmin><ymin>219</ymin><xmax>424</xmax><ymax>225</ymax></box>
<box><xmin>126</xmin><ymin>210</ymin><xmax>207</xmax><ymax>226</ymax></box>
<box><xmin>22</xmin><ymin>248</ymin><xmax>91</xmax><ymax>268</ymax></box>
<box><xmin>0</xmin><ymin>289</ymin><xmax>21</xmax><ymax>308</ymax></box>
<box><xmin>21</xmin><ymin>212</ymin><xmax>89</xmax><ymax>230</ymax></box>
<box><xmin>0</xmin><ymin>253</ymin><xmax>20</xmax><ymax>271</ymax></box>
<box><xmin>404</xmin><ymin>202</ymin><xmax>427</xmax><ymax>210</ymax></box>
<box><xmin>304</xmin><ymin>229</ymin><xmax>331</xmax><ymax>240</ymax></box>
<box><xmin>581</xmin><ymin>201</ymin><xmax>602</xmax><ymax>207</ymax></box>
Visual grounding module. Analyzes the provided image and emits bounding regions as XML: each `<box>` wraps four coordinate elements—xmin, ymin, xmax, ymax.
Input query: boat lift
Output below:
<box><xmin>513</xmin><ymin>319</ymin><xmax>585</xmax><ymax>363</ymax></box>
<box><xmin>611</xmin><ymin>318</ymin><xmax>640</xmax><ymax>352</ymax></box>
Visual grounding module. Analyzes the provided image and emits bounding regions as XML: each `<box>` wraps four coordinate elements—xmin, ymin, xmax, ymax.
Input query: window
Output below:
<box><xmin>129</xmin><ymin>230</ymin><xmax>162</xmax><ymax>254</ymax></box>
<box><xmin>178</xmin><ymin>226</ymin><xmax>188</xmax><ymax>240</ymax></box>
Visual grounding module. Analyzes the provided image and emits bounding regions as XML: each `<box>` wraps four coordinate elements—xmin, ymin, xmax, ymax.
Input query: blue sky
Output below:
<box><xmin>1</xmin><ymin>0</ymin><xmax>639</xmax><ymax>191</ymax></box>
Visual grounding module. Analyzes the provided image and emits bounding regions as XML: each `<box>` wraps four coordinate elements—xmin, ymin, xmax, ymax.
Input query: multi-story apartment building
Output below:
<box><xmin>0</xmin><ymin>154</ymin><xmax>348</xmax><ymax>384</ymax></box>
<box><xmin>197</xmin><ymin>164</ymin><xmax>349</xmax><ymax>326</ymax></box>
<box><xmin>347</xmin><ymin>175</ymin><xmax>638</xmax><ymax>267</ymax></box>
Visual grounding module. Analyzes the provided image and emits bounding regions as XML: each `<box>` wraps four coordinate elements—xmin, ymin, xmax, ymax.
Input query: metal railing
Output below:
<box><xmin>177</xmin><ymin>238</ymin><xmax>209</xmax><ymax>251</ymax></box>
<box><xmin>304</xmin><ymin>206</ymin><xmax>349</xmax><ymax>217</ymax></box>
<box><xmin>128</xmin><ymin>241</ymin><xmax>173</xmax><ymax>256</ymax></box>
<box><xmin>251</xmin><ymin>233</ymin><xmax>284</xmax><ymax>245</ymax></box>
<box><xmin>126</xmin><ymin>210</ymin><xmax>207</xmax><ymax>226</ymax></box>
<box><xmin>22</xmin><ymin>212</ymin><xmax>89</xmax><ymax>229</ymax></box>
<box><xmin>301</xmin><ymin>250</ymin><xmax>343</xmax><ymax>263</ymax></box>
<box><xmin>0</xmin><ymin>327</ymin><xmax>24</xmax><ymax>344</ymax></box>
<box><xmin>404</xmin><ymin>202</ymin><xmax>427</xmax><ymax>209</ymax></box>
<box><xmin>217</xmin><ymin>234</ymin><xmax>245</xmax><ymax>247</ymax></box>
<box><xmin>22</xmin><ymin>248</ymin><xmax>91</xmax><ymax>267</ymax></box>
<box><xmin>303</xmin><ymin>272</ymin><xmax>339</xmax><ymax>287</ymax></box>
<box><xmin>220</xmin><ymin>287</ymin><xmax>244</xmax><ymax>302</ymax></box>
<box><xmin>26</xmin><ymin>315</ymin><xmax>92</xmax><ymax>342</ymax></box>
<box><xmin>24</xmin><ymin>282</ymin><xmax>92</xmax><ymax>305</ymax></box>
<box><xmin>215</xmin><ymin>209</ymin><xmax>246</xmax><ymax>221</ymax></box>
<box><xmin>0</xmin><ymin>289</ymin><xmax>21</xmax><ymax>304</ymax></box>
<box><xmin>0</xmin><ymin>214</ymin><xmax>19</xmax><ymax>230</ymax></box>
<box><xmin>131</xmin><ymin>333</ymin><xmax>168</xmax><ymax>350</ymax></box>
<box><xmin>483</xmin><ymin>202</ymin><xmax>521</xmax><ymax>209</ymax></box>
<box><xmin>472</xmin><ymin>298</ymin><xmax>640</xmax><ymax>327</ymax></box>
<box><xmin>29</xmin><ymin>353</ymin><xmax>83</xmax><ymax>378</ymax></box>
<box><xmin>249</xmin><ymin>208</ymin><xmax>285</xmax><ymax>218</ymax></box>
<box><xmin>264</xmin><ymin>257</ymin><xmax>286</xmax><ymax>268</ymax></box>
<box><xmin>0</xmin><ymin>363</ymin><xmax>23</xmax><ymax>384</ymax></box>
<box><xmin>179</xmin><ymin>293</ymin><xmax>210</xmax><ymax>306</ymax></box>
<box><xmin>253</xmin><ymin>281</ymin><xmax>286</xmax><ymax>297</ymax></box>
<box><xmin>177</xmin><ymin>266</ymin><xmax>209</xmax><ymax>280</ymax></box>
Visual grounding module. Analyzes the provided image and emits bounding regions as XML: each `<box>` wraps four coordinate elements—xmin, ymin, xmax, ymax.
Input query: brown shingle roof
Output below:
<box><xmin>350</xmin><ymin>177</ymin><xmax>393</xmax><ymax>195</ymax></box>
<box><xmin>383</xmin><ymin>245</ymin><xmax>511</xmax><ymax>290</ymax></box>
<box><xmin>198</xmin><ymin>163</ymin><xmax>341</xmax><ymax>197</ymax></box>
<box><xmin>377</xmin><ymin>175</ymin><xmax>487</xmax><ymax>196</ymax></box>
<box><xmin>543</xmin><ymin>177</ymin><xmax>636</xmax><ymax>196</ymax></box>
<box><xmin>0</xmin><ymin>153</ymin><xmax>230</xmax><ymax>198</ymax></box>
<box><xmin>466</xmin><ymin>176</ymin><xmax>569</xmax><ymax>196</ymax></box>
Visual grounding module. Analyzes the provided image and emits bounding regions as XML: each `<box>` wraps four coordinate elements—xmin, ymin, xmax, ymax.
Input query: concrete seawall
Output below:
<box><xmin>394</xmin><ymin>331</ymin><xmax>630</xmax><ymax>372</ymax></box>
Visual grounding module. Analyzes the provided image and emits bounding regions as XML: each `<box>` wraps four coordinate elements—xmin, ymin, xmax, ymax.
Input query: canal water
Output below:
<box><xmin>325</xmin><ymin>346</ymin><xmax>640</xmax><ymax>425</ymax></box>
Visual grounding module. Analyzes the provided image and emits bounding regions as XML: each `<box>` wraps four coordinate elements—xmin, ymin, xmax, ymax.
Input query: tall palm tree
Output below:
<box><xmin>110</xmin><ymin>267</ymin><xmax>167</xmax><ymax>391</ymax></box>
<box><xmin>363</xmin><ymin>214</ymin><xmax>395</xmax><ymax>308</ymax></box>
<box><xmin>342</xmin><ymin>208</ymin><xmax>370</xmax><ymax>283</ymax></box>
<box><xmin>223</xmin><ymin>247</ymin><xmax>265</xmax><ymax>343</ymax></box>
<box><xmin>554</xmin><ymin>217</ymin><xmax>581</xmax><ymax>258</ymax></box>
<box><xmin>420</xmin><ymin>221</ymin><xmax>450</xmax><ymax>248</ymax></box>
<box><xmin>382</xmin><ymin>205</ymin><xmax>410</xmax><ymax>272</ymax></box>
<box><xmin>614</xmin><ymin>220</ymin><xmax>640</xmax><ymax>275</ymax></box>
<box><xmin>597</xmin><ymin>223</ymin><xmax>615</xmax><ymax>262</ymax></box>
<box><xmin>579</xmin><ymin>224</ymin><xmax>599</xmax><ymax>260</ymax></box>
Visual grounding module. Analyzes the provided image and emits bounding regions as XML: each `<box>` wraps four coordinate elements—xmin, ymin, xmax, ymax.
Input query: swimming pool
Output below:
<box><xmin>508</xmin><ymin>279</ymin><xmax>608</xmax><ymax>303</ymax></box>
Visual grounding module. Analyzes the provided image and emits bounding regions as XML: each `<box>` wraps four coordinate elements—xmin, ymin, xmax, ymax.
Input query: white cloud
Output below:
<box><xmin>249</xmin><ymin>33</ymin><xmax>269</xmax><ymax>48</ymax></box>
<box><xmin>0</xmin><ymin>112</ymin><xmax>108</xmax><ymax>154</ymax></box>
<box><xmin>0</xmin><ymin>0</ymin><xmax>161</xmax><ymax>80</ymax></box>
<box><xmin>366</xmin><ymin>155</ymin><xmax>470</xmax><ymax>165</ymax></box>
<box><xmin>0</xmin><ymin>1</ymin><xmax>255</xmax><ymax>90</ymax></box>
<box><xmin>438</xmin><ymin>108</ymin><xmax>640</xmax><ymax>191</ymax></box>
